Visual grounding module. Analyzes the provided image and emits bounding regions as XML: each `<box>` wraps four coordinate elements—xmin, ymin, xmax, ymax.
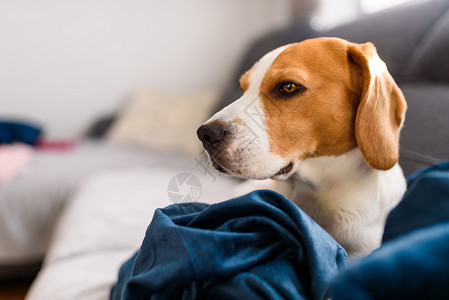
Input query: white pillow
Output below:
<box><xmin>26</xmin><ymin>166</ymin><xmax>238</xmax><ymax>299</ymax></box>
<box><xmin>107</xmin><ymin>90</ymin><xmax>219</xmax><ymax>155</ymax></box>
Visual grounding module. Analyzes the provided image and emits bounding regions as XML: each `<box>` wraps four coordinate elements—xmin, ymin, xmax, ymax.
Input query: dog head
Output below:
<box><xmin>197</xmin><ymin>37</ymin><xmax>407</xmax><ymax>180</ymax></box>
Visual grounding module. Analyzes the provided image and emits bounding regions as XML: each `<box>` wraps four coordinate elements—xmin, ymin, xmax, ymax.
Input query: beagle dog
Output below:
<box><xmin>197</xmin><ymin>37</ymin><xmax>407</xmax><ymax>257</ymax></box>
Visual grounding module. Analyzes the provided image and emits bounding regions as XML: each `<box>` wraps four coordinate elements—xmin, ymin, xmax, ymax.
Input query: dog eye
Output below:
<box><xmin>279</xmin><ymin>82</ymin><xmax>300</xmax><ymax>94</ymax></box>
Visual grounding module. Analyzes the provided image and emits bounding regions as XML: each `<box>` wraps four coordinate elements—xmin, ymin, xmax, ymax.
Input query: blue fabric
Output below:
<box><xmin>111</xmin><ymin>190</ymin><xmax>347</xmax><ymax>300</ymax></box>
<box><xmin>112</xmin><ymin>162</ymin><xmax>449</xmax><ymax>300</ymax></box>
<box><xmin>330</xmin><ymin>161</ymin><xmax>449</xmax><ymax>300</ymax></box>
<box><xmin>0</xmin><ymin>121</ymin><xmax>41</xmax><ymax>145</ymax></box>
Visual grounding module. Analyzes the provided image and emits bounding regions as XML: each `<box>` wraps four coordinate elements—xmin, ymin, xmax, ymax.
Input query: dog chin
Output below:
<box><xmin>208</xmin><ymin>154</ymin><xmax>295</xmax><ymax>181</ymax></box>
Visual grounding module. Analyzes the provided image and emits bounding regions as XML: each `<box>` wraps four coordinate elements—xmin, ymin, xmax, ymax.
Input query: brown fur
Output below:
<box><xmin>348</xmin><ymin>42</ymin><xmax>407</xmax><ymax>170</ymax></box>
<box><xmin>259</xmin><ymin>38</ymin><xmax>359</xmax><ymax>162</ymax></box>
<box><xmin>249</xmin><ymin>38</ymin><xmax>406</xmax><ymax>170</ymax></box>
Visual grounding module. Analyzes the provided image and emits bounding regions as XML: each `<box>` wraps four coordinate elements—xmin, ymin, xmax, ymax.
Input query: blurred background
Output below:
<box><xmin>5</xmin><ymin>0</ymin><xmax>448</xmax><ymax>299</ymax></box>
<box><xmin>0</xmin><ymin>0</ymin><xmax>413</xmax><ymax>140</ymax></box>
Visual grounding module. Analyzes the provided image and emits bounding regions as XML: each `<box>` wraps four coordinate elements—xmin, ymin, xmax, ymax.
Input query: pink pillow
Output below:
<box><xmin>0</xmin><ymin>143</ymin><xmax>34</xmax><ymax>186</ymax></box>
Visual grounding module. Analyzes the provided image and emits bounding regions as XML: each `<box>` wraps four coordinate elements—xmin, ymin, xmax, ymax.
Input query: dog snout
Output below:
<box><xmin>197</xmin><ymin>122</ymin><xmax>228</xmax><ymax>148</ymax></box>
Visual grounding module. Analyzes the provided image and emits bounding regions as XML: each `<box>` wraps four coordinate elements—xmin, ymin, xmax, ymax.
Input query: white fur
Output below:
<box><xmin>284</xmin><ymin>148</ymin><xmax>406</xmax><ymax>257</ymax></box>
<box><xmin>205</xmin><ymin>45</ymin><xmax>293</xmax><ymax>180</ymax></box>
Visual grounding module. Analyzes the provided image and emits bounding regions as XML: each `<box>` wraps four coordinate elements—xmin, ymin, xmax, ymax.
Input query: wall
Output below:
<box><xmin>0</xmin><ymin>0</ymin><xmax>291</xmax><ymax>139</ymax></box>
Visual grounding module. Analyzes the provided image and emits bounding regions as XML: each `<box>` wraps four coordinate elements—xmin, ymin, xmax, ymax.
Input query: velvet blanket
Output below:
<box><xmin>111</xmin><ymin>190</ymin><xmax>347</xmax><ymax>300</ymax></box>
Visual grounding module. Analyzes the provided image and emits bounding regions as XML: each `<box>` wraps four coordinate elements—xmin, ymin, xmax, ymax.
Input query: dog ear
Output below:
<box><xmin>348</xmin><ymin>42</ymin><xmax>407</xmax><ymax>170</ymax></box>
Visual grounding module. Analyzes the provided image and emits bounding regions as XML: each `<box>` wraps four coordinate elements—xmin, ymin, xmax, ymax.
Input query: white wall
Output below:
<box><xmin>0</xmin><ymin>0</ymin><xmax>292</xmax><ymax>139</ymax></box>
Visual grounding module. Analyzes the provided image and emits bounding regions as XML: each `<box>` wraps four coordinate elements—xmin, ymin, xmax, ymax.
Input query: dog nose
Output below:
<box><xmin>197</xmin><ymin>123</ymin><xmax>227</xmax><ymax>147</ymax></box>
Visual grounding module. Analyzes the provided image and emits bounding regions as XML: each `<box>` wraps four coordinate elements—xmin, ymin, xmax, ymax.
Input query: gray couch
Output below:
<box><xmin>218</xmin><ymin>0</ymin><xmax>449</xmax><ymax>176</ymax></box>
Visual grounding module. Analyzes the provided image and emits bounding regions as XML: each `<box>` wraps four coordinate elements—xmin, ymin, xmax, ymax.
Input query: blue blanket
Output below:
<box><xmin>111</xmin><ymin>190</ymin><xmax>347</xmax><ymax>300</ymax></box>
<box><xmin>111</xmin><ymin>162</ymin><xmax>449</xmax><ymax>300</ymax></box>
<box><xmin>0</xmin><ymin>121</ymin><xmax>41</xmax><ymax>145</ymax></box>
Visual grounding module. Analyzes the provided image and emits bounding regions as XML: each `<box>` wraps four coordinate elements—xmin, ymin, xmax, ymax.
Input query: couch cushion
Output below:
<box><xmin>398</xmin><ymin>83</ymin><xmax>449</xmax><ymax>176</ymax></box>
<box><xmin>406</xmin><ymin>9</ymin><xmax>449</xmax><ymax>83</ymax></box>
<box><xmin>325</xmin><ymin>0</ymin><xmax>449</xmax><ymax>83</ymax></box>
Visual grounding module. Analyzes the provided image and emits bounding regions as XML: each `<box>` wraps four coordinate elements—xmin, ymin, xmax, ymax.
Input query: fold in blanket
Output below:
<box><xmin>330</xmin><ymin>161</ymin><xmax>449</xmax><ymax>300</ymax></box>
<box><xmin>111</xmin><ymin>190</ymin><xmax>347</xmax><ymax>300</ymax></box>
